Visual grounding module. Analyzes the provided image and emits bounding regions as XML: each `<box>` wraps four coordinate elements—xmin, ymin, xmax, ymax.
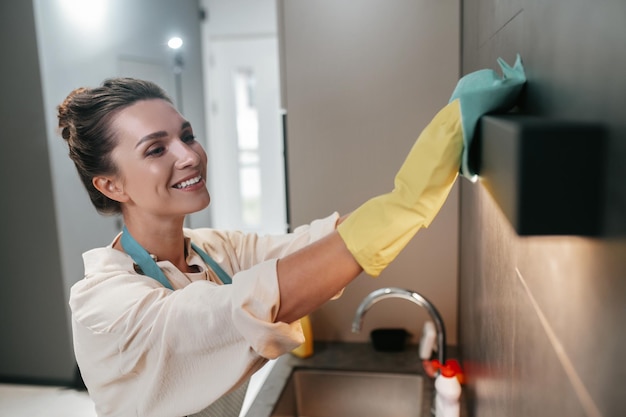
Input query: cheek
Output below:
<box><xmin>195</xmin><ymin>143</ymin><xmax>208</xmax><ymax>165</ymax></box>
<box><xmin>121</xmin><ymin>162</ymin><xmax>164</xmax><ymax>194</ymax></box>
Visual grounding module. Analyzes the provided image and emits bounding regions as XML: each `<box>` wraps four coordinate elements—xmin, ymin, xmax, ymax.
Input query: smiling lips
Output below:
<box><xmin>173</xmin><ymin>175</ymin><xmax>203</xmax><ymax>189</ymax></box>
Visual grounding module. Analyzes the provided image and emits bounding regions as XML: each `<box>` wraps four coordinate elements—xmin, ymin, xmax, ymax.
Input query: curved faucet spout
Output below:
<box><xmin>352</xmin><ymin>287</ymin><xmax>446</xmax><ymax>364</ymax></box>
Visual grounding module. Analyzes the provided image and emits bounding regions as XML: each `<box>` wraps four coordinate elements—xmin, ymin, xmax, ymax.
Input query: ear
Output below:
<box><xmin>92</xmin><ymin>175</ymin><xmax>130</xmax><ymax>203</ymax></box>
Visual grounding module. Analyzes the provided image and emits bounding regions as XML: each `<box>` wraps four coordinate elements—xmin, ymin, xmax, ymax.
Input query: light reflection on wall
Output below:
<box><xmin>59</xmin><ymin>0</ymin><xmax>107</xmax><ymax>31</ymax></box>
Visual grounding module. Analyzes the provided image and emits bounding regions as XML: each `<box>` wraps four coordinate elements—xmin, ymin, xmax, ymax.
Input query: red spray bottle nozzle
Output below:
<box><xmin>431</xmin><ymin>359</ymin><xmax>465</xmax><ymax>383</ymax></box>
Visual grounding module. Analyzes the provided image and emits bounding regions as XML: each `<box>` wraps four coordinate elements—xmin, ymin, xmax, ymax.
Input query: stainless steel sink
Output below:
<box><xmin>270</xmin><ymin>368</ymin><xmax>423</xmax><ymax>417</ymax></box>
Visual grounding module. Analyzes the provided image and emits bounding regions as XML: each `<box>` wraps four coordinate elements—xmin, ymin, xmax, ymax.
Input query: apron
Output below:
<box><xmin>121</xmin><ymin>226</ymin><xmax>248</xmax><ymax>417</ymax></box>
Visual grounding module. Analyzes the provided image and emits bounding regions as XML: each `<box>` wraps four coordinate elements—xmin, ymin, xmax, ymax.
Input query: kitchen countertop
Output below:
<box><xmin>243</xmin><ymin>341</ymin><xmax>466</xmax><ymax>417</ymax></box>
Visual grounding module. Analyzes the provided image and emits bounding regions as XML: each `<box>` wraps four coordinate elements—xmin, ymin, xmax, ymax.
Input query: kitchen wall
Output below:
<box><xmin>0</xmin><ymin>0</ymin><xmax>75</xmax><ymax>384</ymax></box>
<box><xmin>458</xmin><ymin>1</ymin><xmax>626</xmax><ymax>416</ymax></box>
<box><xmin>0</xmin><ymin>0</ymin><xmax>206</xmax><ymax>385</ymax></box>
<box><xmin>278</xmin><ymin>0</ymin><xmax>461</xmax><ymax>345</ymax></box>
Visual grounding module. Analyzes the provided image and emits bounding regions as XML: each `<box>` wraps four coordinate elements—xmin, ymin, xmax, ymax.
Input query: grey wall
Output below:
<box><xmin>0</xmin><ymin>0</ymin><xmax>75</xmax><ymax>384</ymax></box>
<box><xmin>279</xmin><ymin>0</ymin><xmax>462</xmax><ymax>344</ymax></box>
<box><xmin>459</xmin><ymin>0</ymin><xmax>626</xmax><ymax>416</ymax></box>
<box><xmin>0</xmin><ymin>0</ymin><xmax>206</xmax><ymax>384</ymax></box>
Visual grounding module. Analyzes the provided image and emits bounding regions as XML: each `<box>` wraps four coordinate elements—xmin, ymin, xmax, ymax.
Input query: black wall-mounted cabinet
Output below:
<box><xmin>477</xmin><ymin>115</ymin><xmax>606</xmax><ymax>236</ymax></box>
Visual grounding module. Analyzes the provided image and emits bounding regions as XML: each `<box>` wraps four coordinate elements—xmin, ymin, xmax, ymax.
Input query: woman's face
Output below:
<box><xmin>108</xmin><ymin>98</ymin><xmax>210</xmax><ymax>218</ymax></box>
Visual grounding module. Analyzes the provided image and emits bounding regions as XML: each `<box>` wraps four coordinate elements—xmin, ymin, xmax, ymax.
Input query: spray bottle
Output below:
<box><xmin>433</xmin><ymin>360</ymin><xmax>462</xmax><ymax>417</ymax></box>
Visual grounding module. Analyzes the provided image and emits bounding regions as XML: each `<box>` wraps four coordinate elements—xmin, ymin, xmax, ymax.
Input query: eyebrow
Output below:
<box><xmin>135</xmin><ymin>121</ymin><xmax>192</xmax><ymax>149</ymax></box>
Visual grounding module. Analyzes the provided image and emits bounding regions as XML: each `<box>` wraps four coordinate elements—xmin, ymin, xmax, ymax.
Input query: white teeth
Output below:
<box><xmin>174</xmin><ymin>175</ymin><xmax>202</xmax><ymax>189</ymax></box>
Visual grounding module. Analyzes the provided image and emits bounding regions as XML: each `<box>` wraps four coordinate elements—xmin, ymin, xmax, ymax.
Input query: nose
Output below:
<box><xmin>173</xmin><ymin>139</ymin><xmax>201</xmax><ymax>169</ymax></box>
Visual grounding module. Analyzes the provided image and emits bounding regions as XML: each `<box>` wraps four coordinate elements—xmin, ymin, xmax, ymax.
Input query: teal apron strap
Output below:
<box><xmin>191</xmin><ymin>242</ymin><xmax>232</xmax><ymax>285</ymax></box>
<box><xmin>121</xmin><ymin>226</ymin><xmax>232</xmax><ymax>289</ymax></box>
<box><xmin>121</xmin><ymin>226</ymin><xmax>174</xmax><ymax>290</ymax></box>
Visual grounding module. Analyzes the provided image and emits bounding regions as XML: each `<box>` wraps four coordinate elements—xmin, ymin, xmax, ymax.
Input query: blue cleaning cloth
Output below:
<box><xmin>449</xmin><ymin>54</ymin><xmax>526</xmax><ymax>181</ymax></box>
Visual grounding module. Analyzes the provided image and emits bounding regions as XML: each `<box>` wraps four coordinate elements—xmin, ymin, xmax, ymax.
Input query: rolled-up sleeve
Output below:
<box><xmin>230</xmin><ymin>259</ymin><xmax>303</xmax><ymax>357</ymax></box>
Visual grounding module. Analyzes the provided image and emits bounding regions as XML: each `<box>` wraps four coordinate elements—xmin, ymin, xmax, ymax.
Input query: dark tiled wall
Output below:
<box><xmin>459</xmin><ymin>0</ymin><xmax>626</xmax><ymax>416</ymax></box>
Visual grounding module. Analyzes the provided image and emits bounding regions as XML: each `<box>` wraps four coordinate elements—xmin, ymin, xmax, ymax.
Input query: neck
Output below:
<box><xmin>121</xmin><ymin>214</ymin><xmax>190</xmax><ymax>272</ymax></box>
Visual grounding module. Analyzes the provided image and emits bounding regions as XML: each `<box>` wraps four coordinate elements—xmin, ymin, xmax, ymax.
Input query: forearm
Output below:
<box><xmin>275</xmin><ymin>230</ymin><xmax>362</xmax><ymax>323</ymax></box>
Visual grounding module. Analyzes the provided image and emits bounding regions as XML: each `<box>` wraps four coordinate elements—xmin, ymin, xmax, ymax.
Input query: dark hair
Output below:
<box><xmin>57</xmin><ymin>78</ymin><xmax>172</xmax><ymax>215</ymax></box>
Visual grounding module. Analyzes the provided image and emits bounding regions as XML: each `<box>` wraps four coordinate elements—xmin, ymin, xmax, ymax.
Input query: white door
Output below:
<box><xmin>206</xmin><ymin>36</ymin><xmax>287</xmax><ymax>234</ymax></box>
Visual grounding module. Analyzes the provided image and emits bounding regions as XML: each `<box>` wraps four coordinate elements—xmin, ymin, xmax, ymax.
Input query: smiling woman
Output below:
<box><xmin>56</xmin><ymin>77</ymin><xmax>364</xmax><ymax>416</ymax></box>
<box><xmin>101</xmin><ymin>99</ymin><xmax>211</xmax><ymax>229</ymax></box>
<box><xmin>55</xmin><ymin>72</ymin><xmax>473</xmax><ymax>416</ymax></box>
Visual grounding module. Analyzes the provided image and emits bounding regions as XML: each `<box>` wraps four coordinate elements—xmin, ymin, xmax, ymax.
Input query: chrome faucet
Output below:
<box><xmin>352</xmin><ymin>287</ymin><xmax>446</xmax><ymax>365</ymax></box>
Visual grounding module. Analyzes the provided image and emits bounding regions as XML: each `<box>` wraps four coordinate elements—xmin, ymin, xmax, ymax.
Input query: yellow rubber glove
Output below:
<box><xmin>337</xmin><ymin>99</ymin><xmax>463</xmax><ymax>277</ymax></box>
<box><xmin>338</xmin><ymin>56</ymin><xmax>525</xmax><ymax>277</ymax></box>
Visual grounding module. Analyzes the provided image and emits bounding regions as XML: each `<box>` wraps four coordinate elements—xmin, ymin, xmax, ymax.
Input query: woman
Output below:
<box><xmin>59</xmin><ymin>78</ymin><xmax>367</xmax><ymax>417</ymax></box>
<box><xmin>59</xmin><ymin>64</ymin><xmax>518</xmax><ymax>415</ymax></box>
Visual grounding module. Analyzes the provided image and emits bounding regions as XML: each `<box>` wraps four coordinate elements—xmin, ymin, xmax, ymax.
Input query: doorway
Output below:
<box><xmin>203</xmin><ymin>24</ymin><xmax>287</xmax><ymax>234</ymax></box>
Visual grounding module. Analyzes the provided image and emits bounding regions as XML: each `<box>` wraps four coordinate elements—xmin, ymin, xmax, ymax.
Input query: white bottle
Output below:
<box><xmin>419</xmin><ymin>321</ymin><xmax>437</xmax><ymax>360</ymax></box>
<box><xmin>434</xmin><ymin>364</ymin><xmax>462</xmax><ymax>417</ymax></box>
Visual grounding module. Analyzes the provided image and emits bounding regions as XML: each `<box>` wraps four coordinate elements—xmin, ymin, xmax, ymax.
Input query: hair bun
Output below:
<box><xmin>57</xmin><ymin>87</ymin><xmax>88</xmax><ymax>142</ymax></box>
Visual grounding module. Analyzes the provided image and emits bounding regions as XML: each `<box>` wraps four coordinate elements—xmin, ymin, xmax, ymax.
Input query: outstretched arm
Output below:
<box><xmin>276</xmin><ymin>230</ymin><xmax>362</xmax><ymax>323</ymax></box>
<box><xmin>274</xmin><ymin>56</ymin><xmax>526</xmax><ymax>322</ymax></box>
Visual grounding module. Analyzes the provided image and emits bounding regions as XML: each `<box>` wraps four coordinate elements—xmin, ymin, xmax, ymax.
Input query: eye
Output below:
<box><xmin>145</xmin><ymin>145</ymin><xmax>165</xmax><ymax>157</ymax></box>
<box><xmin>182</xmin><ymin>133</ymin><xmax>196</xmax><ymax>144</ymax></box>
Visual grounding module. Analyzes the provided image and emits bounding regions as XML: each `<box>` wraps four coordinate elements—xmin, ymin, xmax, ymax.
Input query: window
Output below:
<box><xmin>234</xmin><ymin>68</ymin><xmax>262</xmax><ymax>227</ymax></box>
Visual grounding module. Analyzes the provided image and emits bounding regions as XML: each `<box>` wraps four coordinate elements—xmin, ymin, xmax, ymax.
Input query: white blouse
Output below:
<box><xmin>69</xmin><ymin>213</ymin><xmax>339</xmax><ymax>417</ymax></box>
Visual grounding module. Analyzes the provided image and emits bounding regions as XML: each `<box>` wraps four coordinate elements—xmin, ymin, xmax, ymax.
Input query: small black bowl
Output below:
<box><xmin>370</xmin><ymin>328</ymin><xmax>410</xmax><ymax>352</ymax></box>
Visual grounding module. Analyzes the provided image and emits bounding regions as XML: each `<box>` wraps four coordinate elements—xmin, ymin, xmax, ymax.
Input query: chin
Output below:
<box><xmin>189</xmin><ymin>195</ymin><xmax>211</xmax><ymax>214</ymax></box>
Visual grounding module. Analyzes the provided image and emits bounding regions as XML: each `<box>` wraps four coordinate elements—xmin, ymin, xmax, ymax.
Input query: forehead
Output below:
<box><xmin>111</xmin><ymin>99</ymin><xmax>185</xmax><ymax>143</ymax></box>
